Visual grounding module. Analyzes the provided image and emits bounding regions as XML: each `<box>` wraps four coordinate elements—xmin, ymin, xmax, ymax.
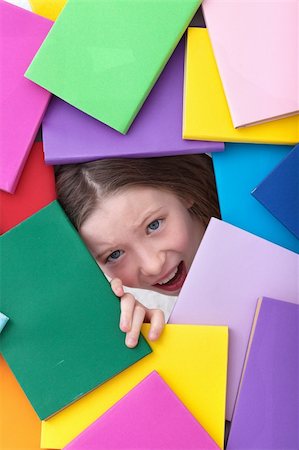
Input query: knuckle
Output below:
<box><xmin>121</xmin><ymin>293</ymin><xmax>134</xmax><ymax>304</ymax></box>
<box><xmin>148</xmin><ymin>308</ymin><xmax>164</xmax><ymax>323</ymax></box>
<box><xmin>154</xmin><ymin>309</ymin><xmax>165</xmax><ymax>321</ymax></box>
<box><xmin>134</xmin><ymin>303</ymin><xmax>146</xmax><ymax>315</ymax></box>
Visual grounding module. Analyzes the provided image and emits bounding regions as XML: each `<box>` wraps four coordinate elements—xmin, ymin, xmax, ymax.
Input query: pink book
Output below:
<box><xmin>170</xmin><ymin>218</ymin><xmax>298</xmax><ymax>420</ymax></box>
<box><xmin>0</xmin><ymin>1</ymin><xmax>52</xmax><ymax>193</ymax></box>
<box><xmin>63</xmin><ymin>371</ymin><xmax>220</xmax><ymax>450</ymax></box>
<box><xmin>202</xmin><ymin>0</ymin><xmax>299</xmax><ymax>128</ymax></box>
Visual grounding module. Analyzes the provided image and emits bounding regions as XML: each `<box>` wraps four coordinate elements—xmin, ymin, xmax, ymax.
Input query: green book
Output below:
<box><xmin>0</xmin><ymin>201</ymin><xmax>152</xmax><ymax>420</ymax></box>
<box><xmin>25</xmin><ymin>0</ymin><xmax>201</xmax><ymax>134</ymax></box>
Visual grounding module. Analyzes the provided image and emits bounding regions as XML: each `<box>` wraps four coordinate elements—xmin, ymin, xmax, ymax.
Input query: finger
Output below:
<box><xmin>119</xmin><ymin>293</ymin><xmax>135</xmax><ymax>332</ymax></box>
<box><xmin>110</xmin><ymin>278</ymin><xmax>124</xmax><ymax>297</ymax></box>
<box><xmin>125</xmin><ymin>303</ymin><xmax>146</xmax><ymax>348</ymax></box>
<box><xmin>146</xmin><ymin>309</ymin><xmax>165</xmax><ymax>341</ymax></box>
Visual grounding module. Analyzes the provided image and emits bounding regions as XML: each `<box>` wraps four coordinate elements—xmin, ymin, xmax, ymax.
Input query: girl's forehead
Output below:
<box><xmin>106</xmin><ymin>185</ymin><xmax>191</xmax><ymax>212</ymax></box>
<box><xmin>82</xmin><ymin>186</ymin><xmax>186</xmax><ymax>232</ymax></box>
<box><xmin>104</xmin><ymin>185</ymin><xmax>179</xmax><ymax>204</ymax></box>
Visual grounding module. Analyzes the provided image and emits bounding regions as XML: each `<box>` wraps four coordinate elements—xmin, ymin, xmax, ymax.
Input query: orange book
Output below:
<box><xmin>0</xmin><ymin>355</ymin><xmax>48</xmax><ymax>450</ymax></box>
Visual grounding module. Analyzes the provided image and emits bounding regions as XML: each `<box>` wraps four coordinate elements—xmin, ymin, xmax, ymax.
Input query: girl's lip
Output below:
<box><xmin>153</xmin><ymin>261</ymin><xmax>187</xmax><ymax>292</ymax></box>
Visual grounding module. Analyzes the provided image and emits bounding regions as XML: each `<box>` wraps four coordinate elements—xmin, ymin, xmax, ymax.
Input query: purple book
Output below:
<box><xmin>169</xmin><ymin>218</ymin><xmax>298</xmax><ymax>421</ymax></box>
<box><xmin>227</xmin><ymin>297</ymin><xmax>299</xmax><ymax>450</ymax></box>
<box><xmin>42</xmin><ymin>39</ymin><xmax>223</xmax><ymax>164</ymax></box>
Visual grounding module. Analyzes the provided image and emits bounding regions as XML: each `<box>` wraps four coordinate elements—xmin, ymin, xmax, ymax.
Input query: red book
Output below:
<box><xmin>0</xmin><ymin>142</ymin><xmax>56</xmax><ymax>234</ymax></box>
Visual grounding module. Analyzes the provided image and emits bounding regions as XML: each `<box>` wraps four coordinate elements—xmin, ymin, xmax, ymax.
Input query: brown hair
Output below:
<box><xmin>55</xmin><ymin>154</ymin><xmax>220</xmax><ymax>230</ymax></box>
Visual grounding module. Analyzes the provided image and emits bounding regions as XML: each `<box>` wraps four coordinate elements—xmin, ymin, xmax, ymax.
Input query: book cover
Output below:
<box><xmin>29</xmin><ymin>0</ymin><xmax>65</xmax><ymax>20</ymax></box>
<box><xmin>0</xmin><ymin>201</ymin><xmax>152</xmax><ymax>420</ymax></box>
<box><xmin>42</xmin><ymin>39</ymin><xmax>223</xmax><ymax>165</ymax></box>
<box><xmin>212</xmin><ymin>143</ymin><xmax>299</xmax><ymax>253</ymax></box>
<box><xmin>0</xmin><ymin>0</ymin><xmax>52</xmax><ymax>193</ymax></box>
<box><xmin>252</xmin><ymin>144</ymin><xmax>299</xmax><ymax>240</ymax></box>
<box><xmin>0</xmin><ymin>312</ymin><xmax>9</xmax><ymax>333</ymax></box>
<box><xmin>169</xmin><ymin>218</ymin><xmax>298</xmax><ymax>420</ymax></box>
<box><xmin>3</xmin><ymin>0</ymin><xmax>31</xmax><ymax>11</ymax></box>
<box><xmin>202</xmin><ymin>0</ymin><xmax>299</xmax><ymax>128</ymax></box>
<box><xmin>0</xmin><ymin>142</ymin><xmax>56</xmax><ymax>235</ymax></box>
<box><xmin>63</xmin><ymin>371</ymin><xmax>220</xmax><ymax>450</ymax></box>
<box><xmin>0</xmin><ymin>355</ymin><xmax>43</xmax><ymax>450</ymax></box>
<box><xmin>227</xmin><ymin>297</ymin><xmax>299</xmax><ymax>450</ymax></box>
<box><xmin>41</xmin><ymin>324</ymin><xmax>228</xmax><ymax>449</ymax></box>
<box><xmin>183</xmin><ymin>28</ymin><xmax>299</xmax><ymax>145</ymax></box>
<box><xmin>25</xmin><ymin>0</ymin><xmax>201</xmax><ymax>134</ymax></box>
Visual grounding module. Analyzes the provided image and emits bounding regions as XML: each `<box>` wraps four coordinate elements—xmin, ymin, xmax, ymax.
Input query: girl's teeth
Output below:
<box><xmin>158</xmin><ymin>267</ymin><xmax>178</xmax><ymax>285</ymax></box>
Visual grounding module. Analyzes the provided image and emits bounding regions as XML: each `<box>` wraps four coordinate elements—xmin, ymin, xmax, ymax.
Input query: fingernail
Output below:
<box><xmin>126</xmin><ymin>337</ymin><xmax>136</xmax><ymax>347</ymax></box>
<box><xmin>148</xmin><ymin>331</ymin><xmax>157</xmax><ymax>341</ymax></box>
<box><xmin>120</xmin><ymin>320</ymin><xmax>127</xmax><ymax>331</ymax></box>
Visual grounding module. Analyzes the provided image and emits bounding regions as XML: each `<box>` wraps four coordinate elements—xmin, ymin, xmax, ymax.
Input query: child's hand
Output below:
<box><xmin>110</xmin><ymin>278</ymin><xmax>165</xmax><ymax>348</ymax></box>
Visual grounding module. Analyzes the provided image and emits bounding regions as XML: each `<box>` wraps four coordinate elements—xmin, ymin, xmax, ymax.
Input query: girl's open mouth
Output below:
<box><xmin>153</xmin><ymin>261</ymin><xmax>187</xmax><ymax>293</ymax></box>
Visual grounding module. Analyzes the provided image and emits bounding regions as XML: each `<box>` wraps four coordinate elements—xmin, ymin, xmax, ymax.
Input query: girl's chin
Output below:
<box><xmin>151</xmin><ymin>286</ymin><xmax>181</xmax><ymax>296</ymax></box>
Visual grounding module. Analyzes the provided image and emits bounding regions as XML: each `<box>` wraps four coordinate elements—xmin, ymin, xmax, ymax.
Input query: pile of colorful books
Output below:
<box><xmin>1</xmin><ymin>1</ymin><xmax>298</xmax><ymax>449</ymax></box>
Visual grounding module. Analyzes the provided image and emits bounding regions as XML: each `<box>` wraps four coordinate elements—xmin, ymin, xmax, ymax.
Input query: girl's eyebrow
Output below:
<box><xmin>93</xmin><ymin>240</ymin><xmax>119</xmax><ymax>259</ymax></box>
<box><xmin>95</xmin><ymin>247</ymin><xmax>115</xmax><ymax>261</ymax></box>
<box><xmin>134</xmin><ymin>207</ymin><xmax>164</xmax><ymax>229</ymax></box>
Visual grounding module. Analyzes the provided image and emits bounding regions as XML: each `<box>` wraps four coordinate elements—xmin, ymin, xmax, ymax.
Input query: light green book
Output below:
<box><xmin>25</xmin><ymin>0</ymin><xmax>201</xmax><ymax>134</ymax></box>
<box><xmin>0</xmin><ymin>201</ymin><xmax>152</xmax><ymax>419</ymax></box>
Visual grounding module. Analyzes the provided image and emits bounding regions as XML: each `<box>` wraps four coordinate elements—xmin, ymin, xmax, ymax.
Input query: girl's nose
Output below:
<box><xmin>138</xmin><ymin>249</ymin><xmax>166</xmax><ymax>278</ymax></box>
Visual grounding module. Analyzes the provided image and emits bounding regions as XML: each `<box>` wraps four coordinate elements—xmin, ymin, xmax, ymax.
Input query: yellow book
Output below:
<box><xmin>41</xmin><ymin>324</ymin><xmax>228</xmax><ymax>449</ymax></box>
<box><xmin>184</xmin><ymin>28</ymin><xmax>299</xmax><ymax>144</ymax></box>
<box><xmin>29</xmin><ymin>0</ymin><xmax>66</xmax><ymax>20</ymax></box>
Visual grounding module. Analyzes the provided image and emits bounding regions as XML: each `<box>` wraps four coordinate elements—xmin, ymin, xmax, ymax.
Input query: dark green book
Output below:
<box><xmin>0</xmin><ymin>201</ymin><xmax>152</xmax><ymax>419</ymax></box>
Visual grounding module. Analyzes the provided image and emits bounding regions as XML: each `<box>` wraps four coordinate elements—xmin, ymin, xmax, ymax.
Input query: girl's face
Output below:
<box><xmin>80</xmin><ymin>186</ymin><xmax>205</xmax><ymax>296</ymax></box>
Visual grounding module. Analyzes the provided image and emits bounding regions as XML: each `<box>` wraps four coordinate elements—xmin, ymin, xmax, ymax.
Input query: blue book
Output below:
<box><xmin>212</xmin><ymin>143</ymin><xmax>299</xmax><ymax>253</ymax></box>
<box><xmin>252</xmin><ymin>144</ymin><xmax>299</xmax><ymax>240</ymax></box>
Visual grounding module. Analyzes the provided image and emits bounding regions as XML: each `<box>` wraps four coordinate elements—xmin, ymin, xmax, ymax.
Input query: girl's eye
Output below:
<box><xmin>147</xmin><ymin>219</ymin><xmax>162</xmax><ymax>233</ymax></box>
<box><xmin>107</xmin><ymin>249</ymin><xmax>124</xmax><ymax>262</ymax></box>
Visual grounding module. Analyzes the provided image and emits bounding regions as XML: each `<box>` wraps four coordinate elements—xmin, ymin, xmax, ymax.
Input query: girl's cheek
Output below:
<box><xmin>95</xmin><ymin>260</ymin><xmax>115</xmax><ymax>279</ymax></box>
<box><xmin>117</xmin><ymin>269</ymin><xmax>137</xmax><ymax>287</ymax></box>
<box><xmin>170</xmin><ymin>229</ymin><xmax>190</xmax><ymax>252</ymax></box>
<box><xmin>102</xmin><ymin>265</ymin><xmax>118</xmax><ymax>279</ymax></box>
<box><xmin>103</xmin><ymin>265</ymin><xmax>137</xmax><ymax>288</ymax></box>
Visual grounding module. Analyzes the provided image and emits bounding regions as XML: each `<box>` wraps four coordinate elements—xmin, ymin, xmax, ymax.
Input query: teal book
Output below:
<box><xmin>212</xmin><ymin>143</ymin><xmax>299</xmax><ymax>253</ymax></box>
<box><xmin>0</xmin><ymin>201</ymin><xmax>152</xmax><ymax>420</ymax></box>
<box><xmin>25</xmin><ymin>0</ymin><xmax>201</xmax><ymax>134</ymax></box>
